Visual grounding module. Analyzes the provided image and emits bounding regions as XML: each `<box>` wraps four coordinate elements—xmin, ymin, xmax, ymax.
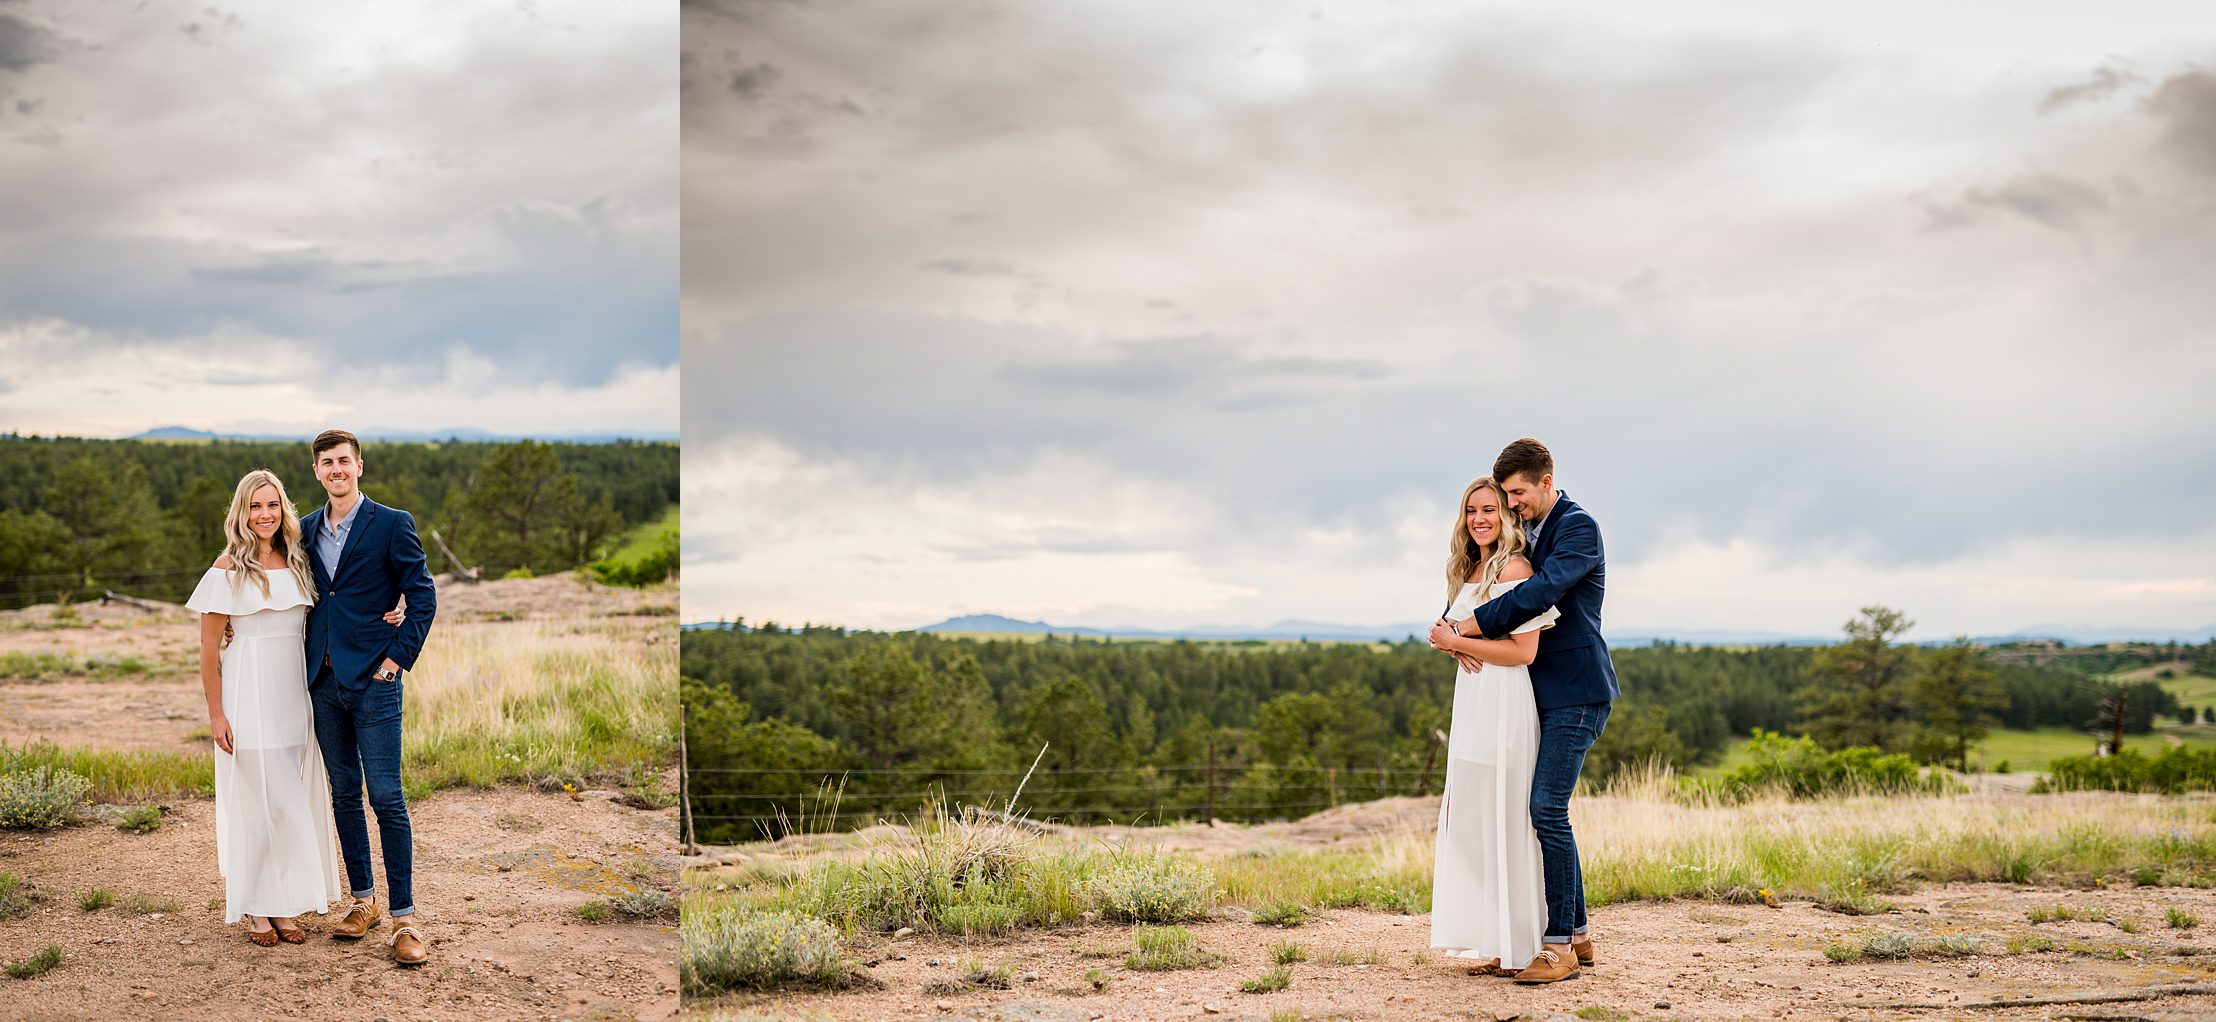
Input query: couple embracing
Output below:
<box><xmin>185</xmin><ymin>429</ymin><xmax>438</xmax><ymax>964</ymax></box>
<box><xmin>1425</xmin><ymin>437</ymin><xmax>1617</xmax><ymax>984</ymax></box>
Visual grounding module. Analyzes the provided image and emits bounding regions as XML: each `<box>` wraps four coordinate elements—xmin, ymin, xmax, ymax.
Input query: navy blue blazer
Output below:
<box><xmin>302</xmin><ymin>497</ymin><xmax>437</xmax><ymax>691</ymax></box>
<box><xmin>1469</xmin><ymin>493</ymin><xmax>1618</xmax><ymax>709</ymax></box>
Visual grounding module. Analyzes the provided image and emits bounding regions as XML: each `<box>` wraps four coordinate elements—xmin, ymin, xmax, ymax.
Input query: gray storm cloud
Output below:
<box><xmin>682</xmin><ymin>4</ymin><xmax>2215</xmax><ymax>629</ymax></box>
<box><xmin>0</xmin><ymin>0</ymin><xmax>675</xmax><ymax>391</ymax></box>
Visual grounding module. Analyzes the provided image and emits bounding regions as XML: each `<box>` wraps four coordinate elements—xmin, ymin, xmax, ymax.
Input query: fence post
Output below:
<box><xmin>1205</xmin><ymin>741</ymin><xmax>1216</xmax><ymax>825</ymax></box>
<box><xmin>679</xmin><ymin>701</ymin><xmax>695</xmax><ymax>855</ymax></box>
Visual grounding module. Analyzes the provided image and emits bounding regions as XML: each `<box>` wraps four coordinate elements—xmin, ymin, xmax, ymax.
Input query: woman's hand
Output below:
<box><xmin>210</xmin><ymin>714</ymin><xmax>235</xmax><ymax>755</ymax></box>
<box><xmin>1427</xmin><ymin>620</ymin><xmax>1463</xmax><ymax>650</ymax></box>
<box><xmin>383</xmin><ymin>605</ymin><xmax>404</xmax><ymax>626</ymax></box>
<box><xmin>1451</xmin><ymin>652</ymin><xmax>1486</xmax><ymax>674</ymax></box>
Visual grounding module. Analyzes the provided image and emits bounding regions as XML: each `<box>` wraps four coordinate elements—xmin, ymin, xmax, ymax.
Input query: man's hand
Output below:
<box><xmin>1427</xmin><ymin>620</ymin><xmax>1463</xmax><ymax>650</ymax></box>
<box><xmin>383</xmin><ymin>606</ymin><xmax>404</xmax><ymax>626</ymax></box>
<box><xmin>380</xmin><ymin>658</ymin><xmax>400</xmax><ymax>675</ymax></box>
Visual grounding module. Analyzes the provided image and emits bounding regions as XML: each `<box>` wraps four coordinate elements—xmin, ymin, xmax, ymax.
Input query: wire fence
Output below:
<box><xmin>684</xmin><ymin>762</ymin><xmax>1445</xmax><ymax>829</ymax></box>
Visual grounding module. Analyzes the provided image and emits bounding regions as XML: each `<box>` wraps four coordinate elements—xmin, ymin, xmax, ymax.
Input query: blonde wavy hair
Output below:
<box><xmin>221</xmin><ymin>469</ymin><xmax>318</xmax><ymax>602</ymax></box>
<box><xmin>1446</xmin><ymin>475</ymin><xmax>1526</xmax><ymax>604</ymax></box>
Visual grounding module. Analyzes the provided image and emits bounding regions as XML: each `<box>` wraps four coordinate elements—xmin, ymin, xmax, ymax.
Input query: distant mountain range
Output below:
<box><xmin>676</xmin><ymin>611</ymin><xmax>2216</xmax><ymax>647</ymax></box>
<box><xmin>122</xmin><ymin>426</ymin><xmax>676</xmax><ymax>444</ymax></box>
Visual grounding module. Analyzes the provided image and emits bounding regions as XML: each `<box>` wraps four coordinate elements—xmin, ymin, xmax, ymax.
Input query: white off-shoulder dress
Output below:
<box><xmin>1429</xmin><ymin>576</ymin><xmax>1559</xmax><ymax>968</ymax></box>
<box><xmin>186</xmin><ymin>568</ymin><xmax>342</xmax><ymax>923</ymax></box>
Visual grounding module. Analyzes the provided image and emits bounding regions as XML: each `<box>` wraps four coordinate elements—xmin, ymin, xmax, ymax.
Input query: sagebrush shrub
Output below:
<box><xmin>682</xmin><ymin>905</ymin><xmax>845</xmax><ymax>993</ymax></box>
<box><xmin>0</xmin><ymin>766</ymin><xmax>91</xmax><ymax>831</ymax></box>
<box><xmin>1085</xmin><ymin>855</ymin><xmax>1214</xmax><ymax>923</ymax></box>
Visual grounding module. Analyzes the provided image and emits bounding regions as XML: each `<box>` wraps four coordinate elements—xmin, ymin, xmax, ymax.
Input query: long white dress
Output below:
<box><xmin>186</xmin><ymin>568</ymin><xmax>343</xmax><ymax>923</ymax></box>
<box><xmin>1429</xmin><ymin>576</ymin><xmax>1559</xmax><ymax>967</ymax></box>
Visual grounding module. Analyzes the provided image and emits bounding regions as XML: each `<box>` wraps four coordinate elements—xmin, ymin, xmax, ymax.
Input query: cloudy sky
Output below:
<box><xmin>0</xmin><ymin>0</ymin><xmax>676</xmax><ymax>438</ymax></box>
<box><xmin>683</xmin><ymin>1</ymin><xmax>2216</xmax><ymax>640</ymax></box>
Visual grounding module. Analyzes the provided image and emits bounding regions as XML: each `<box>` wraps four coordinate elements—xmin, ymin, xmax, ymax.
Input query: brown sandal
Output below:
<box><xmin>247</xmin><ymin>923</ymin><xmax>279</xmax><ymax>947</ymax></box>
<box><xmin>1464</xmin><ymin>959</ymin><xmax>1519</xmax><ymax>977</ymax></box>
<box><xmin>272</xmin><ymin>918</ymin><xmax>306</xmax><ymax>944</ymax></box>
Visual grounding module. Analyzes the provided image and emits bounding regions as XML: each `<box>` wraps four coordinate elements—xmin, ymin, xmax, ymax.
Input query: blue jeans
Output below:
<box><xmin>1531</xmin><ymin>701</ymin><xmax>1609</xmax><ymax>944</ymax></box>
<box><xmin>310</xmin><ymin>664</ymin><xmax>414</xmax><ymax>917</ymax></box>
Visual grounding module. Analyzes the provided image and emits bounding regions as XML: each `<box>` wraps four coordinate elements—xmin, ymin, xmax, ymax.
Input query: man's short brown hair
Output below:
<box><xmin>311</xmin><ymin>429</ymin><xmax>361</xmax><ymax>461</ymax></box>
<box><xmin>1492</xmin><ymin>437</ymin><xmax>1553</xmax><ymax>486</ymax></box>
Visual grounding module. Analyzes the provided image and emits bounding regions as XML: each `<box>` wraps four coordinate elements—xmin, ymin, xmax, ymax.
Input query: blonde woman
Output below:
<box><xmin>187</xmin><ymin>470</ymin><xmax>345</xmax><ymax>946</ymax></box>
<box><xmin>1424</xmin><ymin>476</ymin><xmax>1559</xmax><ymax>976</ymax></box>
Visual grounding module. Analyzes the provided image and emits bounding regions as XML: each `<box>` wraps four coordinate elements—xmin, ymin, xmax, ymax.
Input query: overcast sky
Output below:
<box><xmin>0</xmin><ymin>0</ymin><xmax>676</xmax><ymax>438</ymax></box>
<box><xmin>686</xmin><ymin>1</ymin><xmax>2215</xmax><ymax>639</ymax></box>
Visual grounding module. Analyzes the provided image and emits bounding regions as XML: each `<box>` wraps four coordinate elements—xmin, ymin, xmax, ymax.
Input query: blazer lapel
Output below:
<box><xmin>1532</xmin><ymin>494</ymin><xmax>1572</xmax><ymax>564</ymax></box>
<box><xmin>302</xmin><ymin>507</ymin><xmax>330</xmax><ymax>583</ymax></box>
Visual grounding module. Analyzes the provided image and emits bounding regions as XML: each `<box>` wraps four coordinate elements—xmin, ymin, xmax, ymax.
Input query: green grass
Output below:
<box><xmin>1</xmin><ymin>742</ymin><xmax>207</xmax><ymax>804</ymax></box>
<box><xmin>1270</xmin><ymin>940</ymin><xmax>1307</xmax><ymax>965</ymax></box>
<box><xmin>400</xmin><ymin>621</ymin><xmax>676</xmax><ymax>794</ymax></box>
<box><xmin>0</xmin><ymin>651</ymin><xmax>156</xmax><ymax>682</ymax></box>
<box><xmin>0</xmin><ymin>870</ymin><xmax>39</xmax><ymax>920</ymax></box>
<box><xmin>2028</xmin><ymin>903</ymin><xmax>2107</xmax><ymax>924</ymax></box>
<box><xmin>77</xmin><ymin>889</ymin><xmax>111</xmax><ymax>911</ymax></box>
<box><xmin>1084</xmin><ymin>968</ymin><xmax>1111</xmax><ymax>991</ymax></box>
<box><xmin>1252</xmin><ymin>900</ymin><xmax>1307</xmax><ymax>927</ymax></box>
<box><xmin>5</xmin><ymin>944</ymin><xmax>61</xmax><ymax>980</ymax></box>
<box><xmin>1126</xmin><ymin>925</ymin><xmax>1222</xmax><ymax>971</ymax></box>
<box><xmin>589</xmin><ymin>507</ymin><xmax>678</xmax><ymax>587</ymax></box>
<box><xmin>2169</xmin><ymin>908</ymin><xmax>2200</xmax><ymax>929</ymax></box>
<box><xmin>1240</xmin><ymin>965</ymin><xmax>1292</xmax><ymax>992</ymax></box>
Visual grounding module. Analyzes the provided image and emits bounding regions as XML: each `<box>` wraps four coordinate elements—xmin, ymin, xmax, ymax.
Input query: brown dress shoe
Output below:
<box><xmin>392</xmin><ymin>924</ymin><xmax>428</xmax><ymax>966</ymax></box>
<box><xmin>1571</xmin><ymin>935</ymin><xmax>1596</xmax><ymax>966</ymax></box>
<box><xmin>331</xmin><ymin>900</ymin><xmax>383</xmax><ymax>940</ymax></box>
<box><xmin>1513</xmin><ymin>946</ymin><xmax>1581</xmax><ymax>984</ymax></box>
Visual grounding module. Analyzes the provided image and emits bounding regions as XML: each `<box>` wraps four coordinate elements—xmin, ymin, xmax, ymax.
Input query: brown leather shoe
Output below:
<box><xmin>1513</xmin><ymin>946</ymin><xmax>1581</xmax><ymax>984</ymax></box>
<box><xmin>331</xmin><ymin>900</ymin><xmax>383</xmax><ymax>940</ymax></box>
<box><xmin>1571</xmin><ymin>935</ymin><xmax>1596</xmax><ymax>966</ymax></box>
<box><xmin>392</xmin><ymin>924</ymin><xmax>428</xmax><ymax>967</ymax></box>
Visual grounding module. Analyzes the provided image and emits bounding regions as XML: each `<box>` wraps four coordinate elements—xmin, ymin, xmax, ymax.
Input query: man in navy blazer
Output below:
<box><xmin>300</xmin><ymin>428</ymin><xmax>437</xmax><ymax>966</ymax></box>
<box><xmin>1436</xmin><ymin>438</ymin><xmax>1615</xmax><ymax>984</ymax></box>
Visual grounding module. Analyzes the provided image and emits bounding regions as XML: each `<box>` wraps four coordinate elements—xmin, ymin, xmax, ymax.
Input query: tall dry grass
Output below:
<box><xmin>399</xmin><ymin>620</ymin><xmax>675</xmax><ymax>796</ymax></box>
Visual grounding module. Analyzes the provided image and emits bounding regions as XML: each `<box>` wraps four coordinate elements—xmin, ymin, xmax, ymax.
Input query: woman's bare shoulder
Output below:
<box><xmin>1499</xmin><ymin>557</ymin><xmax>1534</xmax><ymax>582</ymax></box>
<box><xmin>211</xmin><ymin>552</ymin><xmax>233</xmax><ymax>570</ymax></box>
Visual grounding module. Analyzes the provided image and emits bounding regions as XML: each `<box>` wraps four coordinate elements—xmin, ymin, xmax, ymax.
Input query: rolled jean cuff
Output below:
<box><xmin>390</xmin><ymin>905</ymin><xmax>416</xmax><ymax>918</ymax></box>
<box><xmin>1544</xmin><ymin>934</ymin><xmax>1571</xmax><ymax>944</ymax></box>
<box><xmin>351</xmin><ymin>888</ymin><xmax>375</xmax><ymax>899</ymax></box>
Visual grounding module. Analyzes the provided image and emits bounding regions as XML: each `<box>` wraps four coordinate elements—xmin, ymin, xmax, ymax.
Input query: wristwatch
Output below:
<box><xmin>373</xmin><ymin>666</ymin><xmax>400</xmax><ymax>683</ymax></box>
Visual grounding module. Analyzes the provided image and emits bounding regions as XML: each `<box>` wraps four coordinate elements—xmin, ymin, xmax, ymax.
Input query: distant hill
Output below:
<box><xmin>119</xmin><ymin>426</ymin><xmax>676</xmax><ymax>444</ymax></box>
<box><xmin>884</xmin><ymin>614</ymin><xmax>2216</xmax><ymax>647</ymax></box>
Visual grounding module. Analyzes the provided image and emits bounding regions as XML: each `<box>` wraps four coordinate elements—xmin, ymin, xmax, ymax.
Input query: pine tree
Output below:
<box><xmin>1907</xmin><ymin>637</ymin><xmax>2006</xmax><ymax>771</ymax></box>
<box><xmin>1796</xmin><ymin>606</ymin><xmax>1918</xmax><ymax>751</ymax></box>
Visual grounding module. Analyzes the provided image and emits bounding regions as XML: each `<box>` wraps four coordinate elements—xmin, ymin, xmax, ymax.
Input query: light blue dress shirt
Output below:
<box><xmin>317</xmin><ymin>498</ymin><xmax>362</xmax><ymax>582</ymax></box>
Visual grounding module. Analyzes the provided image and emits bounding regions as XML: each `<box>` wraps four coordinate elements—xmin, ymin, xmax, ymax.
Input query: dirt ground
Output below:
<box><xmin>686</xmin><ymin>883</ymin><xmax>2216</xmax><ymax>1022</ymax></box>
<box><xmin>0</xmin><ymin>573</ymin><xmax>681</xmax><ymax>1022</ymax></box>
<box><xmin>688</xmin><ymin>797</ymin><xmax>2216</xmax><ymax>1022</ymax></box>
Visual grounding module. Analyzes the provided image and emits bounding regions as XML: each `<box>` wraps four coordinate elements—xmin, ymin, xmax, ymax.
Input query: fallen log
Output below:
<box><xmin>99</xmin><ymin>590</ymin><xmax>163</xmax><ymax>612</ymax></box>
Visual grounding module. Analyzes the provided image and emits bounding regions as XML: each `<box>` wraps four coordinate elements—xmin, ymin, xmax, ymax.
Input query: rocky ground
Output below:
<box><xmin>687</xmin><ymin>882</ymin><xmax>2216</xmax><ymax>1022</ymax></box>
<box><xmin>0</xmin><ymin>573</ymin><xmax>681</xmax><ymax>1022</ymax></box>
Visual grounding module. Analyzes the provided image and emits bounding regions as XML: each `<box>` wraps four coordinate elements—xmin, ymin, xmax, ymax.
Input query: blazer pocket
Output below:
<box><xmin>1545</xmin><ymin>634</ymin><xmax>1597</xmax><ymax>654</ymax></box>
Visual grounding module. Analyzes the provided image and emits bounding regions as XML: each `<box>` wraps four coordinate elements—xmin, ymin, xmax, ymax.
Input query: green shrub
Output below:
<box><xmin>682</xmin><ymin>905</ymin><xmax>846</xmax><ymax>993</ymax></box>
<box><xmin>577</xmin><ymin>901</ymin><xmax>614</xmax><ymax>923</ymax></box>
<box><xmin>116</xmin><ymin>805</ymin><xmax>161</xmax><ymax>834</ymax></box>
<box><xmin>591</xmin><ymin>528</ymin><xmax>678</xmax><ymax>587</ymax></box>
<box><xmin>1085</xmin><ymin>855</ymin><xmax>1214</xmax><ymax>924</ymax></box>
<box><xmin>5</xmin><ymin>945</ymin><xmax>60</xmax><ymax>980</ymax></box>
<box><xmin>610</xmin><ymin>887</ymin><xmax>676</xmax><ymax>920</ymax></box>
<box><xmin>0</xmin><ymin>765</ymin><xmax>90</xmax><ymax>830</ymax></box>
<box><xmin>1697</xmin><ymin>731</ymin><xmax>1957</xmax><ymax>802</ymax></box>
<box><xmin>1252</xmin><ymin>901</ymin><xmax>1307</xmax><ymax>927</ymax></box>
<box><xmin>2036</xmin><ymin>747</ymin><xmax>2216</xmax><ymax>794</ymax></box>
<box><xmin>77</xmin><ymin>889</ymin><xmax>112</xmax><ymax>912</ymax></box>
<box><xmin>2169</xmin><ymin>908</ymin><xmax>2200</xmax><ymax>930</ymax></box>
<box><xmin>1271</xmin><ymin>940</ymin><xmax>1306</xmax><ymax>965</ymax></box>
